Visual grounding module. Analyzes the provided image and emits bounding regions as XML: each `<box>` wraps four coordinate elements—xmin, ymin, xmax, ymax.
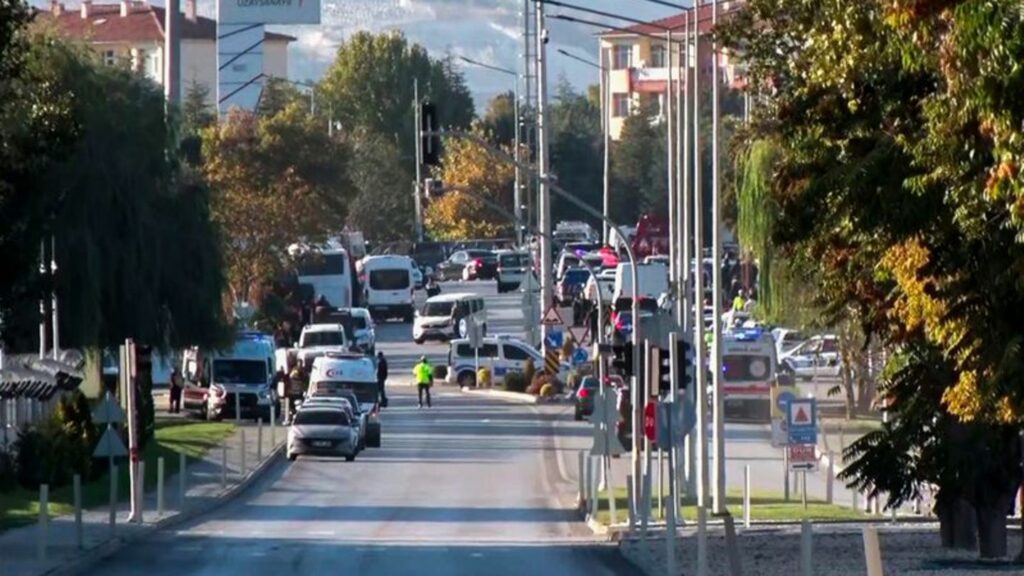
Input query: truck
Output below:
<box><xmin>181</xmin><ymin>332</ymin><xmax>278</xmax><ymax>421</ymax></box>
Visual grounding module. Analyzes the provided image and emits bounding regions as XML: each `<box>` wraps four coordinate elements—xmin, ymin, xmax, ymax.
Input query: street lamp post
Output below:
<box><xmin>457</xmin><ymin>56</ymin><xmax>524</xmax><ymax>246</ymax></box>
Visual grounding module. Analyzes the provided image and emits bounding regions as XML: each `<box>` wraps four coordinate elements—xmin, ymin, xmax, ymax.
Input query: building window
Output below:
<box><xmin>650</xmin><ymin>44</ymin><xmax>667</xmax><ymax>68</ymax></box>
<box><xmin>612</xmin><ymin>93</ymin><xmax>630</xmax><ymax>118</ymax></box>
<box><xmin>612</xmin><ymin>45</ymin><xmax>631</xmax><ymax>70</ymax></box>
<box><xmin>103</xmin><ymin>50</ymin><xmax>116</xmax><ymax>66</ymax></box>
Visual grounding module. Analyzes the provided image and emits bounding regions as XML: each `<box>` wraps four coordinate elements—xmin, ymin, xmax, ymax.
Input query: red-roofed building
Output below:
<box><xmin>35</xmin><ymin>0</ymin><xmax>295</xmax><ymax>108</ymax></box>
<box><xmin>598</xmin><ymin>2</ymin><xmax>745</xmax><ymax>139</ymax></box>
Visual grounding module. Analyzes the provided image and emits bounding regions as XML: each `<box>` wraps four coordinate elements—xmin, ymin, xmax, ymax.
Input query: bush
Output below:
<box><xmin>14</xmin><ymin>425</ymin><xmax>45</xmax><ymax>489</ymax></box>
<box><xmin>539</xmin><ymin>383</ymin><xmax>556</xmax><ymax>398</ymax></box>
<box><xmin>503</xmin><ymin>371</ymin><xmax>528</xmax><ymax>392</ymax></box>
<box><xmin>523</xmin><ymin>359</ymin><xmax>536</xmax><ymax>386</ymax></box>
<box><xmin>13</xmin><ymin>391</ymin><xmax>99</xmax><ymax>490</ymax></box>
<box><xmin>527</xmin><ymin>373</ymin><xmax>553</xmax><ymax>396</ymax></box>
<box><xmin>0</xmin><ymin>448</ymin><xmax>17</xmax><ymax>493</ymax></box>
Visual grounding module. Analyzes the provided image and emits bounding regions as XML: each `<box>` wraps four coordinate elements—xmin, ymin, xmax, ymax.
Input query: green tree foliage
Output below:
<box><xmin>549</xmin><ymin>80</ymin><xmax>603</xmax><ymax>227</ymax></box>
<box><xmin>720</xmin><ymin>0</ymin><xmax>1024</xmax><ymax>558</ymax></box>
<box><xmin>345</xmin><ymin>129</ymin><xmax>414</xmax><ymax>242</ymax></box>
<box><xmin>479</xmin><ymin>90</ymin><xmax>516</xmax><ymax>147</ymax></box>
<box><xmin>611</xmin><ymin>99</ymin><xmax>666</xmax><ymax>224</ymax></box>
<box><xmin>318</xmin><ymin>31</ymin><xmax>474</xmax><ymax>162</ymax></box>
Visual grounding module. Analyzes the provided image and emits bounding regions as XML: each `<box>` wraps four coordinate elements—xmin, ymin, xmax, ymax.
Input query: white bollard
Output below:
<box><xmin>743</xmin><ymin>465</ymin><xmax>751</xmax><ymax>528</ymax></box>
<box><xmin>801</xmin><ymin>470</ymin><xmax>808</xmax><ymax>510</ymax></box>
<box><xmin>783</xmin><ymin>451</ymin><xmax>791</xmax><ymax>502</ymax></box>
<box><xmin>862</xmin><ymin>526</ymin><xmax>883</xmax><ymax>576</ymax></box>
<box><xmin>577</xmin><ymin>451</ymin><xmax>585</xmax><ymax>505</ymax></box>
<box><xmin>657</xmin><ymin>447</ymin><xmax>664</xmax><ymax>520</ymax></box>
<box><xmin>179</xmin><ymin>453</ymin><xmax>187</xmax><ymax>507</ymax></box>
<box><xmin>73</xmin><ymin>474</ymin><xmax>83</xmax><ymax>549</ymax></box>
<box><xmin>221</xmin><ymin>444</ymin><xmax>228</xmax><ymax>489</ymax></box>
<box><xmin>800</xmin><ymin>520</ymin><xmax>813</xmax><ymax>576</ymax></box>
<box><xmin>270</xmin><ymin>401</ymin><xmax>277</xmax><ymax>446</ymax></box>
<box><xmin>240</xmin><ymin>429</ymin><xmax>247</xmax><ymax>477</ymax></box>
<box><xmin>696</xmin><ymin>505</ymin><xmax>708</xmax><ymax>576</ymax></box>
<box><xmin>257</xmin><ymin>418</ymin><xmax>264</xmax><ymax>461</ymax></box>
<box><xmin>626</xmin><ymin>474</ymin><xmax>636</xmax><ymax>531</ymax></box>
<box><xmin>157</xmin><ymin>457</ymin><xmax>165</xmax><ymax>516</ymax></box>
<box><xmin>38</xmin><ymin>484</ymin><xmax>49</xmax><ymax>561</ymax></box>
<box><xmin>583</xmin><ymin>453</ymin><xmax>592</xmax><ymax>513</ymax></box>
<box><xmin>589</xmin><ymin>457</ymin><xmax>599</xmax><ymax>518</ymax></box>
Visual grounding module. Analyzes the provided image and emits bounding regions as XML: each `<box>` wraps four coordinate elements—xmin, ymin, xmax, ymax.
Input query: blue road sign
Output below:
<box><xmin>545</xmin><ymin>330</ymin><xmax>564</xmax><ymax>349</ymax></box>
<box><xmin>776</xmin><ymin>390</ymin><xmax>796</xmax><ymax>415</ymax></box>
<box><xmin>571</xmin><ymin>347</ymin><xmax>589</xmax><ymax>366</ymax></box>
<box><xmin>787</xmin><ymin>398</ymin><xmax>817</xmax><ymax>445</ymax></box>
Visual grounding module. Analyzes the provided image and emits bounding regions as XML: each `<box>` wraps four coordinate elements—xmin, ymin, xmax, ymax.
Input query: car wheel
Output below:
<box><xmin>345</xmin><ymin>454</ymin><xmax>356</xmax><ymax>462</ymax></box>
<box><xmin>404</xmin><ymin>312</ymin><xmax>414</xmax><ymax>324</ymax></box>
<box><xmin>414</xmin><ymin>337</ymin><xmax>425</xmax><ymax>345</ymax></box>
<box><xmin>457</xmin><ymin>370</ymin><xmax>476</xmax><ymax>388</ymax></box>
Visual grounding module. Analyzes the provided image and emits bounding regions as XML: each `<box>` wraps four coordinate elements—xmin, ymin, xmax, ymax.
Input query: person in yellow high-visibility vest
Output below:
<box><xmin>413</xmin><ymin>356</ymin><xmax>433</xmax><ymax>408</ymax></box>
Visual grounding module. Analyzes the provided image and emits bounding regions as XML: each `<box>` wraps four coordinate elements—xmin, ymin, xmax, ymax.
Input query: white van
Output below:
<box><xmin>359</xmin><ymin>255</ymin><xmax>415</xmax><ymax>322</ymax></box>
<box><xmin>308</xmin><ymin>353</ymin><xmax>381</xmax><ymax>448</ymax></box>
<box><xmin>291</xmin><ymin>243</ymin><xmax>353</xmax><ymax>309</ymax></box>
<box><xmin>613</xmin><ymin>262</ymin><xmax>669</xmax><ymax>302</ymax></box>
<box><xmin>446</xmin><ymin>335</ymin><xmax>570</xmax><ymax>387</ymax></box>
<box><xmin>181</xmin><ymin>332</ymin><xmax>277</xmax><ymax>421</ymax></box>
<box><xmin>413</xmin><ymin>293</ymin><xmax>487</xmax><ymax>344</ymax></box>
<box><xmin>721</xmin><ymin>328</ymin><xmax>778</xmax><ymax>420</ymax></box>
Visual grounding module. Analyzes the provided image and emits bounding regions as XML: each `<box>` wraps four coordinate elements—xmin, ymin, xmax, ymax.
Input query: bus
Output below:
<box><xmin>290</xmin><ymin>243</ymin><xmax>354</xmax><ymax>309</ymax></box>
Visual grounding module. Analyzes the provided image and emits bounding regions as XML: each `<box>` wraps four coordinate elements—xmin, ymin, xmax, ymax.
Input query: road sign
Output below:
<box><xmin>788</xmin><ymin>443</ymin><xmax>818</xmax><ymax>471</ymax></box>
<box><xmin>771</xmin><ymin>386</ymin><xmax>799</xmax><ymax>420</ymax></box>
<box><xmin>544</xmin><ymin>329</ymin><xmax>564</xmax><ymax>349</ymax></box>
<box><xmin>92</xmin><ymin>428</ymin><xmax>128</xmax><ymax>459</ymax></box>
<box><xmin>787</xmin><ymin>398</ymin><xmax>818</xmax><ymax>445</ymax></box>
<box><xmin>644</xmin><ymin>400</ymin><xmax>657</xmax><ymax>442</ymax></box>
<box><xmin>91</xmin><ymin>395</ymin><xmax>126</xmax><ymax>425</ymax></box>
<box><xmin>568</xmin><ymin>325</ymin><xmax>591</xmax><ymax>346</ymax></box>
<box><xmin>544</xmin><ymin>350</ymin><xmax>559</xmax><ymax>376</ymax></box>
<box><xmin>656</xmin><ymin>399</ymin><xmax>695</xmax><ymax>450</ymax></box>
<box><xmin>591</xmin><ymin>388</ymin><xmax>625</xmax><ymax>456</ymax></box>
<box><xmin>571</xmin><ymin>347</ymin><xmax>589</xmax><ymax>366</ymax></box>
<box><xmin>541</xmin><ymin>304</ymin><xmax>565</xmax><ymax>326</ymax></box>
<box><xmin>770</xmin><ymin>420</ymin><xmax>788</xmax><ymax>448</ymax></box>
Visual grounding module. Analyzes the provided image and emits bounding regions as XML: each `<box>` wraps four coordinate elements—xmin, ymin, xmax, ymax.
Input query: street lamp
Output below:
<box><xmin>555</xmin><ymin>49</ymin><xmax>612</xmax><ymax>247</ymax></box>
<box><xmin>457</xmin><ymin>56</ymin><xmax>524</xmax><ymax>246</ymax></box>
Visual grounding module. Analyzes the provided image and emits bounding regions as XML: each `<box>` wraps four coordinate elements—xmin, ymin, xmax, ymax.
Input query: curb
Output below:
<box><xmin>459</xmin><ymin>387</ymin><xmax>539</xmax><ymax>404</ymax></box>
<box><xmin>42</xmin><ymin>442</ymin><xmax>285</xmax><ymax>576</ymax></box>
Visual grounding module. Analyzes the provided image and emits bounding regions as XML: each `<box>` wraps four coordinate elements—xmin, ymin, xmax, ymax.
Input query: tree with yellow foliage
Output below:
<box><xmin>424</xmin><ymin>131</ymin><xmax>516</xmax><ymax>240</ymax></box>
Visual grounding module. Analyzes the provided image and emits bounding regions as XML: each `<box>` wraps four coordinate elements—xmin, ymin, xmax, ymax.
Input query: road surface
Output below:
<box><xmin>84</xmin><ymin>281</ymin><xmax>632</xmax><ymax>576</ymax></box>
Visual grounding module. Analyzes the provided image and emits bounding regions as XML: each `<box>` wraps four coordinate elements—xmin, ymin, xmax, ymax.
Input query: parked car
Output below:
<box><xmin>573</xmin><ymin>376</ymin><xmax>600</xmax><ymax>421</ymax></box>
<box><xmin>446</xmin><ymin>334</ymin><xmax>570</xmax><ymax>388</ymax></box>
<box><xmin>434</xmin><ymin>249</ymin><xmax>494</xmax><ymax>281</ymax></box>
<box><xmin>495</xmin><ymin>250</ymin><xmax>531</xmax><ymax>293</ymax></box>
<box><xmin>779</xmin><ymin>334</ymin><xmax>841</xmax><ymax>380</ymax></box>
<box><xmin>286</xmin><ymin>407</ymin><xmax>359</xmax><ymax>462</ymax></box>
<box><xmin>413</xmin><ymin>293</ymin><xmax>487</xmax><ymax>344</ymax></box>
<box><xmin>461</xmin><ymin>251</ymin><xmax>498</xmax><ymax>281</ymax></box>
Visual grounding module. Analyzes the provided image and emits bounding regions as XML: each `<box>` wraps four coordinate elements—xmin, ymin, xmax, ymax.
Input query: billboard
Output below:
<box><xmin>218</xmin><ymin>0</ymin><xmax>321</xmax><ymax>24</ymax></box>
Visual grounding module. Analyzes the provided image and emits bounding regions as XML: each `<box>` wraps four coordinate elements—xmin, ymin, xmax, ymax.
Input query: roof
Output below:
<box><xmin>0</xmin><ymin>353</ymin><xmax>85</xmax><ymax>400</ymax></box>
<box><xmin>34</xmin><ymin>2</ymin><xmax>295</xmax><ymax>44</ymax></box>
<box><xmin>599</xmin><ymin>2</ymin><xmax>742</xmax><ymax>38</ymax></box>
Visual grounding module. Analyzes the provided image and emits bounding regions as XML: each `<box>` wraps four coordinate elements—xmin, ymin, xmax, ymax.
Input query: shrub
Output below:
<box><xmin>477</xmin><ymin>367</ymin><xmax>491</xmax><ymax>387</ymax></box>
<box><xmin>55</xmin><ymin>391</ymin><xmax>97</xmax><ymax>481</ymax></box>
<box><xmin>503</xmin><ymin>371</ymin><xmax>528</xmax><ymax>393</ymax></box>
<box><xmin>539</xmin><ymin>383</ymin><xmax>555</xmax><ymax>398</ymax></box>
<box><xmin>0</xmin><ymin>448</ymin><xmax>16</xmax><ymax>492</ymax></box>
<box><xmin>527</xmin><ymin>373</ymin><xmax>553</xmax><ymax>396</ymax></box>
<box><xmin>523</xmin><ymin>359</ymin><xmax>536</xmax><ymax>386</ymax></box>
<box><xmin>14</xmin><ymin>425</ymin><xmax>44</xmax><ymax>489</ymax></box>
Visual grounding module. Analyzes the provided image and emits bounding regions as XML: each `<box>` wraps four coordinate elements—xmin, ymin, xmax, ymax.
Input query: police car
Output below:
<box><xmin>308</xmin><ymin>353</ymin><xmax>382</xmax><ymax>448</ymax></box>
<box><xmin>446</xmin><ymin>334</ymin><xmax>570</xmax><ymax>387</ymax></box>
<box><xmin>720</xmin><ymin>328</ymin><xmax>778</xmax><ymax>421</ymax></box>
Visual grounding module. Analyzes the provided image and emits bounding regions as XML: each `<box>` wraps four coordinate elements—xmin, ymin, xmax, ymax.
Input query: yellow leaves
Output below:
<box><xmin>940</xmin><ymin>369</ymin><xmax>982</xmax><ymax>422</ymax></box>
<box><xmin>424</xmin><ymin>134</ymin><xmax>516</xmax><ymax>240</ymax></box>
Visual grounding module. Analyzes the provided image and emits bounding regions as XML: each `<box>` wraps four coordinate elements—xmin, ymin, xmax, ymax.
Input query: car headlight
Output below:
<box><xmin>258</xmin><ymin>388</ymin><xmax>271</xmax><ymax>399</ymax></box>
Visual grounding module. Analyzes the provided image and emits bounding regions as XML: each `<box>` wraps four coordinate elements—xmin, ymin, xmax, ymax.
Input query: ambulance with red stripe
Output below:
<box><xmin>721</xmin><ymin>328</ymin><xmax>778</xmax><ymax>421</ymax></box>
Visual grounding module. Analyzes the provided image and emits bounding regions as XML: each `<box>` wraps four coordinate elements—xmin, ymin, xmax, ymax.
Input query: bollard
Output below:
<box><xmin>240</xmin><ymin>429</ymin><xmax>247</xmax><ymax>477</ymax></box>
<box><xmin>221</xmin><ymin>444</ymin><xmax>228</xmax><ymax>489</ymax></box>
<box><xmin>234</xmin><ymin>393</ymin><xmax>241</xmax><ymax>423</ymax></box>
<box><xmin>800</xmin><ymin>520</ymin><xmax>813</xmax><ymax>576</ymax></box>
<box><xmin>583</xmin><ymin>453</ymin><xmax>592</xmax><ymax>513</ymax></box>
<box><xmin>607</xmin><ymin>462</ymin><xmax>617</xmax><ymax>526</ymax></box>
<box><xmin>696</xmin><ymin>505</ymin><xmax>708</xmax><ymax>576</ymax></box>
<box><xmin>577</xmin><ymin>451</ymin><xmax>585</xmax><ymax>505</ymax></box>
<box><xmin>73</xmin><ymin>474</ymin><xmax>83</xmax><ymax>549</ymax></box>
<box><xmin>179</xmin><ymin>453</ymin><xmax>187</xmax><ymax>508</ymax></box>
<box><xmin>657</xmin><ymin>447</ymin><xmax>664</xmax><ymax>520</ymax></box>
<box><xmin>862</xmin><ymin>526</ymin><xmax>883</xmax><ymax>576</ymax></box>
<box><xmin>157</xmin><ymin>457</ymin><xmax>165</xmax><ymax>516</ymax></box>
<box><xmin>666</xmin><ymin>498</ymin><xmax>677</xmax><ymax>576</ymax></box>
<box><xmin>270</xmin><ymin>401</ymin><xmax>277</xmax><ymax>446</ymax></box>
<box><xmin>891</xmin><ymin>505</ymin><xmax>897</xmax><ymax>523</ymax></box>
<box><xmin>137</xmin><ymin>460</ymin><xmax>145</xmax><ymax>523</ymax></box>
<box><xmin>38</xmin><ymin>484</ymin><xmax>49</xmax><ymax>561</ymax></box>
<box><xmin>743</xmin><ymin>465</ymin><xmax>751</xmax><ymax>529</ymax></box>
<box><xmin>640</xmin><ymin>470</ymin><xmax>651</xmax><ymax>540</ymax></box>
<box><xmin>801</xmin><ymin>471</ymin><xmax>808</xmax><ymax>510</ymax></box>
<box><xmin>826</xmin><ymin>451</ymin><xmax>834</xmax><ymax>504</ymax></box>
<box><xmin>783</xmin><ymin>451</ymin><xmax>790</xmax><ymax>502</ymax></box>
<box><xmin>257</xmin><ymin>418</ymin><xmax>264</xmax><ymax>461</ymax></box>
<box><xmin>625</xmin><ymin>475</ymin><xmax>635</xmax><ymax>531</ymax></box>
<box><xmin>109</xmin><ymin>464</ymin><xmax>118</xmax><ymax>537</ymax></box>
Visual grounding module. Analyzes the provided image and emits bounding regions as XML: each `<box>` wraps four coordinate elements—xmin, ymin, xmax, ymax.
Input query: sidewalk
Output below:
<box><xmin>0</xmin><ymin>419</ymin><xmax>284</xmax><ymax>576</ymax></box>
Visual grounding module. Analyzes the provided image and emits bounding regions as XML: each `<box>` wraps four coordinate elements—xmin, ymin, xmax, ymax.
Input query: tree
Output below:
<box><xmin>202</xmin><ymin>103</ymin><xmax>354</xmax><ymax>307</ymax></box>
<box><xmin>318</xmin><ymin>31</ymin><xmax>474</xmax><ymax>162</ymax></box>
<box><xmin>549</xmin><ymin>80</ymin><xmax>603</xmax><ymax>227</ymax></box>
<box><xmin>611</xmin><ymin>99</ymin><xmax>666</xmax><ymax>224</ymax></box>
<box><xmin>424</xmin><ymin>131</ymin><xmax>515</xmax><ymax>240</ymax></box>
<box><xmin>344</xmin><ymin>128</ymin><xmax>415</xmax><ymax>241</ymax></box>
<box><xmin>479</xmin><ymin>90</ymin><xmax>516</xmax><ymax>148</ymax></box>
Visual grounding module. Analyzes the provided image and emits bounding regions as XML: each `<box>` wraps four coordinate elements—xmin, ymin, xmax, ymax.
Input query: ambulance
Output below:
<box><xmin>308</xmin><ymin>353</ymin><xmax>382</xmax><ymax>448</ymax></box>
<box><xmin>720</xmin><ymin>328</ymin><xmax>778</xmax><ymax>421</ymax></box>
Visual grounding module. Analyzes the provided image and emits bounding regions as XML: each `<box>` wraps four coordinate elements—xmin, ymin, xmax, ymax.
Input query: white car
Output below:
<box><xmin>347</xmin><ymin>308</ymin><xmax>376</xmax><ymax>354</ymax></box>
<box><xmin>495</xmin><ymin>250</ymin><xmax>531</xmax><ymax>293</ymax></box>
<box><xmin>779</xmin><ymin>334</ymin><xmax>841</xmax><ymax>380</ymax></box>
<box><xmin>297</xmin><ymin>323</ymin><xmax>350</xmax><ymax>368</ymax></box>
<box><xmin>308</xmin><ymin>354</ymin><xmax>382</xmax><ymax>448</ymax></box>
<box><xmin>286</xmin><ymin>407</ymin><xmax>359</xmax><ymax>462</ymax></box>
<box><xmin>771</xmin><ymin>328</ymin><xmax>807</xmax><ymax>358</ymax></box>
<box><xmin>413</xmin><ymin>293</ymin><xmax>487</xmax><ymax>343</ymax></box>
<box><xmin>446</xmin><ymin>335</ymin><xmax>570</xmax><ymax>387</ymax></box>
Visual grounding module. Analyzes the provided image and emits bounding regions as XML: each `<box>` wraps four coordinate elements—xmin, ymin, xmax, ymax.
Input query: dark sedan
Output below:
<box><xmin>434</xmin><ymin>249</ymin><xmax>496</xmax><ymax>281</ymax></box>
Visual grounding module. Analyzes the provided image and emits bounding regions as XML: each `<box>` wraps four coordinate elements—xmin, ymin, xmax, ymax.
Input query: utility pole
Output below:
<box><xmin>602</xmin><ymin>51</ymin><xmax>611</xmax><ymax>247</ymax></box>
<box><xmin>513</xmin><ymin>80</ymin><xmax>523</xmax><ymax>245</ymax></box>
<box><xmin>535</xmin><ymin>0</ymin><xmax>553</xmax><ymax>337</ymax></box>
<box><xmin>681</xmin><ymin>11</ymin><xmax>696</xmax><ymax>496</ymax></box>
<box><xmin>413</xmin><ymin>79</ymin><xmax>424</xmax><ymax>243</ymax></box>
<box><xmin>711</xmin><ymin>0</ymin><xmax>726</xmax><ymax>516</ymax></box>
<box><xmin>666</xmin><ymin>29</ymin><xmax>677</xmax><ymax>300</ymax></box>
<box><xmin>50</xmin><ymin>236</ymin><xmax>59</xmax><ymax>360</ymax></box>
<box><xmin>693</xmin><ymin>0</ymin><xmax>708</xmax><ymax>511</ymax></box>
<box><xmin>522</xmin><ymin>0</ymin><xmax>537</xmax><ymax>232</ymax></box>
<box><xmin>38</xmin><ymin>241</ymin><xmax>46</xmax><ymax>360</ymax></box>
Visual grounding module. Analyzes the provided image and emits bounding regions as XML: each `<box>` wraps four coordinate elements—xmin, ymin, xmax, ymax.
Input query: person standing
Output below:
<box><xmin>413</xmin><ymin>356</ymin><xmax>433</xmax><ymax>408</ymax></box>
<box><xmin>376</xmin><ymin>351</ymin><xmax>389</xmax><ymax>407</ymax></box>
<box><xmin>169</xmin><ymin>368</ymin><xmax>183</xmax><ymax>414</ymax></box>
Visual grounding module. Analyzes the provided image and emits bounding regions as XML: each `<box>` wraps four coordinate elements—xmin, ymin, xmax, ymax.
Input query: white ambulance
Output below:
<box><xmin>308</xmin><ymin>353</ymin><xmax>382</xmax><ymax>448</ymax></box>
<box><xmin>720</xmin><ymin>328</ymin><xmax>778</xmax><ymax>421</ymax></box>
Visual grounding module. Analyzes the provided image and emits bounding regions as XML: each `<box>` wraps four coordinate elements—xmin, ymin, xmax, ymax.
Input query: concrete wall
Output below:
<box><xmin>181</xmin><ymin>38</ymin><xmax>217</xmax><ymax>108</ymax></box>
<box><xmin>264</xmin><ymin>39</ymin><xmax>289</xmax><ymax>80</ymax></box>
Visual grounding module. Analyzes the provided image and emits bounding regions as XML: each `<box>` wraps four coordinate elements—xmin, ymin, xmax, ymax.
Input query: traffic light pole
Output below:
<box><xmin>412</xmin><ymin>79</ymin><xmax>424</xmax><ymax>242</ymax></box>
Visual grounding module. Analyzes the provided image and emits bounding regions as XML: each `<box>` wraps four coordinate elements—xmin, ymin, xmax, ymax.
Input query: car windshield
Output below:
<box><xmin>422</xmin><ymin>301</ymin><xmax>454</xmax><ymax>316</ymax></box>
<box><xmin>293</xmin><ymin>410</ymin><xmax>350</xmax><ymax>427</ymax></box>
<box><xmin>302</xmin><ymin>331</ymin><xmax>346</xmax><ymax>347</ymax></box>
<box><xmin>562</xmin><ymin>269</ymin><xmax>590</xmax><ymax>285</ymax></box>
<box><xmin>499</xmin><ymin>253</ymin><xmax>530</xmax><ymax>267</ymax></box>
<box><xmin>212</xmin><ymin>359</ymin><xmax>267</xmax><ymax>384</ymax></box>
<box><xmin>369</xmin><ymin>269</ymin><xmax>409</xmax><ymax>290</ymax></box>
<box><xmin>313</xmin><ymin>380</ymin><xmax>379</xmax><ymax>404</ymax></box>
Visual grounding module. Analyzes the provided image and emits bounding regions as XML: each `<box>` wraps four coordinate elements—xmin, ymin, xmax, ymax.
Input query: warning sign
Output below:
<box><xmin>787</xmin><ymin>398</ymin><xmax>817</xmax><ymax>445</ymax></box>
<box><xmin>540</xmin><ymin>304</ymin><xmax>565</xmax><ymax>326</ymax></box>
<box><xmin>788</xmin><ymin>444</ymin><xmax>818</xmax><ymax>471</ymax></box>
<box><xmin>568</xmin><ymin>325</ymin><xmax>591</xmax><ymax>346</ymax></box>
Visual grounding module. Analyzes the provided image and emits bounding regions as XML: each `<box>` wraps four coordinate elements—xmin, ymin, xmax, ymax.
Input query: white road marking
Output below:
<box><xmin>307</xmin><ymin>530</ymin><xmax>336</xmax><ymax>537</ymax></box>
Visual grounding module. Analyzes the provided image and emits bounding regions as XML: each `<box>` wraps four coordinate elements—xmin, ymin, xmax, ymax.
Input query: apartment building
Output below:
<box><xmin>598</xmin><ymin>3</ymin><xmax>744</xmax><ymax>140</ymax></box>
<box><xmin>36</xmin><ymin>0</ymin><xmax>294</xmax><ymax>109</ymax></box>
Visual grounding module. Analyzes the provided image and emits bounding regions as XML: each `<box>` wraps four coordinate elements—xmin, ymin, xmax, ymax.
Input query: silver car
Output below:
<box><xmin>302</xmin><ymin>394</ymin><xmax>366</xmax><ymax>451</ymax></box>
<box><xmin>286</xmin><ymin>407</ymin><xmax>358</xmax><ymax>462</ymax></box>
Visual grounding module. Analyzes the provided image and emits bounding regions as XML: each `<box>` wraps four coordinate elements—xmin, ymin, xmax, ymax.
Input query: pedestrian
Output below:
<box><xmin>732</xmin><ymin>288</ymin><xmax>746</xmax><ymax>313</ymax></box>
<box><xmin>169</xmin><ymin>368</ymin><xmax>183</xmax><ymax>414</ymax></box>
<box><xmin>272</xmin><ymin>366</ymin><xmax>288</xmax><ymax>421</ymax></box>
<box><xmin>413</xmin><ymin>356</ymin><xmax>433</xmax><ymax>408</ymax></box>
<box><xmin>377</xmin><ymin>351</ymin><xmax>389</xmax><ymax>408</ymax></box>
<box><xmin>287</xmin><ymin>361</ymin><xmax>308</xmax><ymax>422</ymax></box>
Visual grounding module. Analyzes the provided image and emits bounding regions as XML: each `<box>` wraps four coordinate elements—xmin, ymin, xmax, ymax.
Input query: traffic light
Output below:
<box><xmin>610</xmin><ymin>341</ymin><xmax>633</xmax><ymax>377</ymax></box>
<box><xmin>420</xmin><ymin>102</ymin><xmax>441</xmax><ymax>166</ymax></box>
<box><xmin>654</xmin><ymin>346</ymin><xmax>671</xmax><ymax>395</ymax></box>
<box><xmin>676</xmin><ymin>337</ymin><xmax>694</xmax><ymax>390</ymax></box>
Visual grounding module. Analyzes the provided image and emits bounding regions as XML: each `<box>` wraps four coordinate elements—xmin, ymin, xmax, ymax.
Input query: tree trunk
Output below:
<box><xmin>976</xmin><ymin>497</ymin><xmax>1011</xmax><ymax>558</ymax></box>
<box><xmin>937</xmin><ymin>497</ymin><xmax>977</xmax><ymax>550</ymax></box>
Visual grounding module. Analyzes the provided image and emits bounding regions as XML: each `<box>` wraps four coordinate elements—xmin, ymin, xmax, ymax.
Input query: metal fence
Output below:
<box><xmin>0</xmin><ymin>397</ymin><xmax>56</xmax><ymax>448</ymax></box>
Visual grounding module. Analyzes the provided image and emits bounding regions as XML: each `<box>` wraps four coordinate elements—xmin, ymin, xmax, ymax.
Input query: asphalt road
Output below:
<box><xmin>84</xmin><ymin>280</ymin><xmax>632</xmax><ymax>576</ymax></box>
